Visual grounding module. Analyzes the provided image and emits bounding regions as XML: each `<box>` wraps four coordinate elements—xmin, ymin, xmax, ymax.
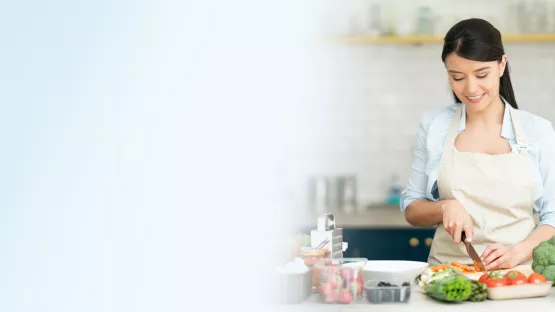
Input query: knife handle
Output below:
<box><xmin>461</xmin><ymin>231</ymin><xmax>467</xmax><ymax>243</ymax></box>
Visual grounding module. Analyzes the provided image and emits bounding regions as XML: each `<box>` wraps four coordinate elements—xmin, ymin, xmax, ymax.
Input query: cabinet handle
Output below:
<box><xmin>409</xmin><ymin>237</ymin><xmax>420</xmax><ymax>247</ymax></box>
<box><xmin>425</xmin><ymin>237</ymin><xmax>433</xmax><ymax>247</ymax></box>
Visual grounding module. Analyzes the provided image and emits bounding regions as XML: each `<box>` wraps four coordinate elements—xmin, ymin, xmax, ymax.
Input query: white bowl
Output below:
<box><xmin>362</xmin><ymin>260</ymin><xmax>429</xmax><ymax>285</ymax></box>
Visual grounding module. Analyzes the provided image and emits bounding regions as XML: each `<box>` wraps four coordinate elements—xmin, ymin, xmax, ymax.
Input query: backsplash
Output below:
<box><xmin>288</xmin><ymin>42</ymin><xmax>555</xmax><ymax>208</ymax></box>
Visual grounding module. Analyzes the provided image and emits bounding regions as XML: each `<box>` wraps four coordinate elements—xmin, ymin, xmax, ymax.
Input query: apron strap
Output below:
<box><xmin>442</xmin><ymin>104</ymin><xmax>463</xmax><ymax>153</ymax></box>
<box><xmin>442</xmin><ymin>103</ymin><xmax>529</xmax><ymax>155</ymax></box>
<box><xmin>508</xmin><ymin>105</ymin><xmax>529</xmax><ymax>154</ymax></box>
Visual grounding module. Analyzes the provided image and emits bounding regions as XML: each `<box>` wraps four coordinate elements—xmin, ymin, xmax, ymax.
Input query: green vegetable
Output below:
<box><xmin>425</xmin><ymin>275</ymin><xmax>472</xmax><ymax>302</ymax></box>
<box><xmin>531</xmin><ymin>235</ymin><xmax>555</xmax><ymax>286</ymax></box>
<box><xmin>532</xmin><ymin>263</ymin><xmax>545</xmax><ymax>274</ymax></box>
<box><xmin>467</xmin><ymin>280</ymin><xmax>487</xmax><ymax>302</ymax></box>
<box><xmin>542</xmin><ymin>265</ymin><xmax>555</xmax><ymax>282</ymax></box>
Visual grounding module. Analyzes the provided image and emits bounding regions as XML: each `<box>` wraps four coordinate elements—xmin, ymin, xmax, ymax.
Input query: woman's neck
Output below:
<box><xmin>465</xmin><ymin>96</ymin><xmax>505</xmax><ymax>126</ymax></box>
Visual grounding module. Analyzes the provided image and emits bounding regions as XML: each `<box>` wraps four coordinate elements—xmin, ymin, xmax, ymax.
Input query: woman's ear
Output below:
<box><xmin>500</xmin><ymin>55</ymin><xmax>508</xmax><ymax>77</ymax></box>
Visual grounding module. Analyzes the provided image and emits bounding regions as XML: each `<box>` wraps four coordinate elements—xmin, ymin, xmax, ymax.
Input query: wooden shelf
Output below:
<box><xmin>334</xmin><ymin>33</ymin><xmax>555</xmax><ymax>45</ymax></box>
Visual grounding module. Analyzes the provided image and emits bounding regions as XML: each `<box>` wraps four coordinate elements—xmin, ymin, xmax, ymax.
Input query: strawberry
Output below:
<box><xmin>339</xmin><ymin>288</ymin><xmax>353</xmax><ymax>304</ymax></box>
<box><xmin>325</xmin><ymin>289</ymin><xmax>340</xmax><ymax>303</ymax></box>
<box><xmin>320</xmin><ymin>282</ymin><xmax>332</xmax><ymax>297</ymax></box>
<box><xmin>330</xmin><ymin>275</ymin><xmax>344</xmax><ymax>289</ymax></box>
<box><xmin>340</xmin><ymin>268</ymin><xmax>353</xmax><ymax>281</ymax></box>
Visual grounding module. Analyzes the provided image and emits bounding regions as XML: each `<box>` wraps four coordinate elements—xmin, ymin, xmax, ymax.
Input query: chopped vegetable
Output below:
<box><xmin>472</xmin><ymin>259</ymin><xmax>485</xmax><ymax>272</ymax></box>
<box><xmin>450</xmin><ymin>262</ymin><xmax>476</xmax><ymax>273</ymax></box>
<box><xmin>424</xmin><ymin>275</ymin><xmax>472</xmax><ymax>302</ymax></box>
<box><xmin>431</xmin><ymin>265</ymin><xmax>449</xmax><ymax>272</ymax></box>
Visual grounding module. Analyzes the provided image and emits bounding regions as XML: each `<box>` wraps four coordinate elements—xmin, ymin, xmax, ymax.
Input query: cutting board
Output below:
<box><xmin>463</xmin><ymin>264</ymin><xmax>534</xmax><ymax>280</ymax></box>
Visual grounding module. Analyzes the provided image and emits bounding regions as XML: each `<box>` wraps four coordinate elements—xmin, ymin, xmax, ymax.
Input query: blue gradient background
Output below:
<box><xmin>0</xmin><ymin>0</ymin><xmax>328</xmax><ymax>311</ymax></box>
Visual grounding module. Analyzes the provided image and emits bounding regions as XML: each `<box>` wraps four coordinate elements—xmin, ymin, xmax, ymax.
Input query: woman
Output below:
<box><xmin>401</xmin><ymin>18</ymin><xmax>555</xmax><ymax>270</ymax></box>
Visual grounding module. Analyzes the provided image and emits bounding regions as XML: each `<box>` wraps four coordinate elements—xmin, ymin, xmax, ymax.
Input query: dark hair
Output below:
<box><xmin>441</xmin><ymin>18</ymin><xmax>518</xmax><ymax>109</ymax></box>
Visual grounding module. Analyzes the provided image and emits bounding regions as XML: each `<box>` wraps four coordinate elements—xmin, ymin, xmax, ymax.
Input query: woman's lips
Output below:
<box><xmin>466</xmin><ymin>93</ymin><xmax>485</xmax><ymax>103</ymax></box>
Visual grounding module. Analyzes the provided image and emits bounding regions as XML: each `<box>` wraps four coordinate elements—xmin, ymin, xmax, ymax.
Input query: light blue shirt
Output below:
<box><xmin>400</xmin><ymin>101</ymin><xmax>555</xmax><ymax>229</ymax></box>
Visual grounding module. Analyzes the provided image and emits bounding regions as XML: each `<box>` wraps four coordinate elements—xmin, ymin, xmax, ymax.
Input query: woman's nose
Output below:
<box><xmin>465</xmin><ymin>77</ymin><xmax>479</xmax><ymax>94</ymax></box>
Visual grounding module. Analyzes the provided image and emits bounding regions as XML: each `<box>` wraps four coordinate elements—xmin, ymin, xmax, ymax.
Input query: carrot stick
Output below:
<box><xmin>450</xmin><ymin>262</ymin><xmax>475</xmax><ymax>273</ymax></box>
<box><xmin>431</xmin><ymin>265</ymin><xmax>449</xmax><ymax>272</ymax></box>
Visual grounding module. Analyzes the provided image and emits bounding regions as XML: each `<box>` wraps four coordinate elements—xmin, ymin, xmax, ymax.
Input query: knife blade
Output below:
<box><xmin>461</xmin><ymin>232</ymin><xmax>487</xmax><ymax>272</ymax></box>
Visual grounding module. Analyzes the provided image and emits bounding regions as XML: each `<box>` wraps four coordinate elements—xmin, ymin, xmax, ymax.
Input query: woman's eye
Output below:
<box><xmin>477</xmin><ymin>74</ymin><xmax>488</xmax><ymax>79</ymax></box>
<box><xmin>453</xmin><ymin>77</ymin><xmax>464</xmax><ymax>81</ymax></box>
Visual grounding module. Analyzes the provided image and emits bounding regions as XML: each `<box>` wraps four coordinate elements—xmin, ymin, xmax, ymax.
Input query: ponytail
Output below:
<box><xmin>499</xmin><ymin>62</ymin><xmax>518</xmax><ymax>109</ymax></box>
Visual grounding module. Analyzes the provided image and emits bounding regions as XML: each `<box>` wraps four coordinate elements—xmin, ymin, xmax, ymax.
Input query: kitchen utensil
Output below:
<box><xmin>311</xmin><ymin>214</ymin><xmax>343</xmax><ymax>259</ymax></box>
<box><xmin>315</xmin><ymin>238</ymin><xmax>329</xmax><ymax>249</ymax></box>
<box><xmin>461</xmin><ymin>232</ymin><xmax>487</xmax><ymax>272</ymax></box>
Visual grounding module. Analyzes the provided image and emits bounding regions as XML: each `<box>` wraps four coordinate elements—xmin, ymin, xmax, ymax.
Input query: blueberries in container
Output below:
<box><xmin>364</xmin><ymin>280</ymin><xmax>411</xmax><ymax>304</ymax></box>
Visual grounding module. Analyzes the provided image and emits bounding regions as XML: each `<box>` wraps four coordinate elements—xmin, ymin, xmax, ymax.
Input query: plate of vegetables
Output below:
<box><xmin>417</xmin><ymin>265</ymin><xmax>488</xmax><ymax>302</ymax></box>
<box><xmin>417</xmin><ymin>263</ymin><xmax>551</xmax><ymax>302</ymax></box>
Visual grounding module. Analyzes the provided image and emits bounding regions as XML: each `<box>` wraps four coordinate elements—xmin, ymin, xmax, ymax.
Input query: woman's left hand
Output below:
<box><xmin>480</xmin><ymin>243</ymin><xmax>528</xmax><ymax>271</ymax></box>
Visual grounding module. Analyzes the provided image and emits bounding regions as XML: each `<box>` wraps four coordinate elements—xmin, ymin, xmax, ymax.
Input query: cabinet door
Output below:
<box><xmin>342</xmin><ymin>228</ymin><xmax>435</xmax><ymax>262</ymax></box>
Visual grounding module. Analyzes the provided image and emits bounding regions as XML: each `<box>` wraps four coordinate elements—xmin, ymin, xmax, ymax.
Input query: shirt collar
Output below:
<box><xmin>457</xmin><ymin>98</ymin><xmax>515</xmax><ymax>140</ymax></box>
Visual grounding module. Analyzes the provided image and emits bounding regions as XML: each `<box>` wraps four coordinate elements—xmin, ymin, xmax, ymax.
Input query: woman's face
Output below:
<box><xmin>444</xmin><ymin>53</ymin><xmax>507</xmax><ymax>113</ymax></box>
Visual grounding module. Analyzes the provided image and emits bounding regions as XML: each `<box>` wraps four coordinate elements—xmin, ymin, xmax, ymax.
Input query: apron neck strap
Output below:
<box><xmin>508</xmin><ymin>105</ymin><xmax>529</xmax><ymax>154</ymax></box>
<box><xmin>441</xmin><ymin>103</ymin><xmax>529</xmax><ymax>154</ymax></box>
<box><xmin>442</xmin><ymin>105</ymin><xmax>463</xmax><ymax>153</ymax></box>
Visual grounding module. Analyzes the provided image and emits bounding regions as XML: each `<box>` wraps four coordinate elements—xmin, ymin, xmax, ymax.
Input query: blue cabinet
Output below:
<box><xmin>341</xmin><ymin>227</ymin><xmax>436</xmax><ymax>262</ymax></box>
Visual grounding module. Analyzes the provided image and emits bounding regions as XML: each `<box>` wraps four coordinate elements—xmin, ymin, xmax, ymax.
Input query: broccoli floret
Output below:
<box><xmin>541</xmin><ymin>265</ymin><xmax>555</xmax><ymax>284</ymax></box>
<box><xmin>532</xmin><ymin>246</ymin><xmax>550</xmax><ymax>266</ymax></box>
<box><xmin>549</xmin><ymin>250</ymin><xmax>555</xmax><ymax>264</ymax></box>
<box><xmin>539</xmin><ymin>239</ymin><xmax>551</xmax><ymax>249</ymax></box>
<box><xmin>532</xmin><ymin>262</ymin><xmax>545</xmax><ymax>274</ymax></box>
<box><xmin>532</xmin><ymin>237</ymin><xmax>555</xmax><ymax>273</ymax></box>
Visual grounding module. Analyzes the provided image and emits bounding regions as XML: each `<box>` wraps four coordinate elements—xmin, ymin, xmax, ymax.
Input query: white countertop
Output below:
<box><xmin>276</xmin><ymin>287</ymin><xmax>555</xmax><ymax>311</ymax></box>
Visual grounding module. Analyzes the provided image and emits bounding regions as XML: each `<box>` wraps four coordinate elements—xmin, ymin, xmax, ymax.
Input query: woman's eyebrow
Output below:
<box><xmin>448</xmin><ymin>66</ymin><xmax>491</xmax><ymax>74</ymax></box>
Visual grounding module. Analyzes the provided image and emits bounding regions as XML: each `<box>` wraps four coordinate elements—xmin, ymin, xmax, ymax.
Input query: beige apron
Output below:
<box><xmin>428</xmin><ymin>104</ymin><xmax>536</xmax><ymax>266</ymax></box>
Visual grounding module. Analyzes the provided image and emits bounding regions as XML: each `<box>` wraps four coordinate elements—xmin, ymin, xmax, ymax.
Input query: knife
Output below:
<box><xmin>461</xmin><ymin>232</ymin><xmax>487</xmax><ymax>272</ymax></box>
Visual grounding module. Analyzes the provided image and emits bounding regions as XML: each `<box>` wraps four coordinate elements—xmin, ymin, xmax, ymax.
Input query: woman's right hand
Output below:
<box><xmin>441</xmin><ymin>200</ymin><xmax>473</xmax><ymax>244</ymax></box>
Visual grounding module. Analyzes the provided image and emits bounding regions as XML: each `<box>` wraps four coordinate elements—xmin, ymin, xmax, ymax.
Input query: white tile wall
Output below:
<box><xmin>285</xmin><ymin>42</ymin><xmax>555</xmax><ymax>210</ymax></box>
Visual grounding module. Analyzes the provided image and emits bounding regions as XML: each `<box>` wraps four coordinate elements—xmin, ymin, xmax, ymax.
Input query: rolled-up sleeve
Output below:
<box><xmin>537</xmin><ymin>120</ymin><xmax>555</xmax><ymax>228</ymax></box>
<box><xmin>400</xmin><ymin>112</ymin><xmax>434</xmax><ymax>212</ymax></box>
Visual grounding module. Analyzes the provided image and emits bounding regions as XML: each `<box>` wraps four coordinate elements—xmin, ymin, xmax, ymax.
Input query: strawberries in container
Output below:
<box><xmin>315</xmin><ymin>258</ymin><xmax>368</xmax><ymax>304</ymax></box>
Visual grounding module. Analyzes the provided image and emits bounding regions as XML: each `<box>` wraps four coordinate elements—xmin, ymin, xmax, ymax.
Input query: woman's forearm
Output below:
<box><xmin>404</xmin><ymin>199</ymin><xmax>451</xmax><ymax>227</ymax></box>
<box><xmin>517</xmin><ymin>225</ymin><xmax>555</xmax><ymax>262</ymax></box>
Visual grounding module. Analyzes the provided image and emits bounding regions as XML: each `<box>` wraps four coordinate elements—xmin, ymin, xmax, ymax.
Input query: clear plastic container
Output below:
<box><xmin>364</xmin><ymin>279</ymin><xmax>412</xmax><ymax>304</ymax></box>
<box><xmin>314</xmin><ymin>258</ymin><xmax>368</xmax><ymax>304</ymax></box>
